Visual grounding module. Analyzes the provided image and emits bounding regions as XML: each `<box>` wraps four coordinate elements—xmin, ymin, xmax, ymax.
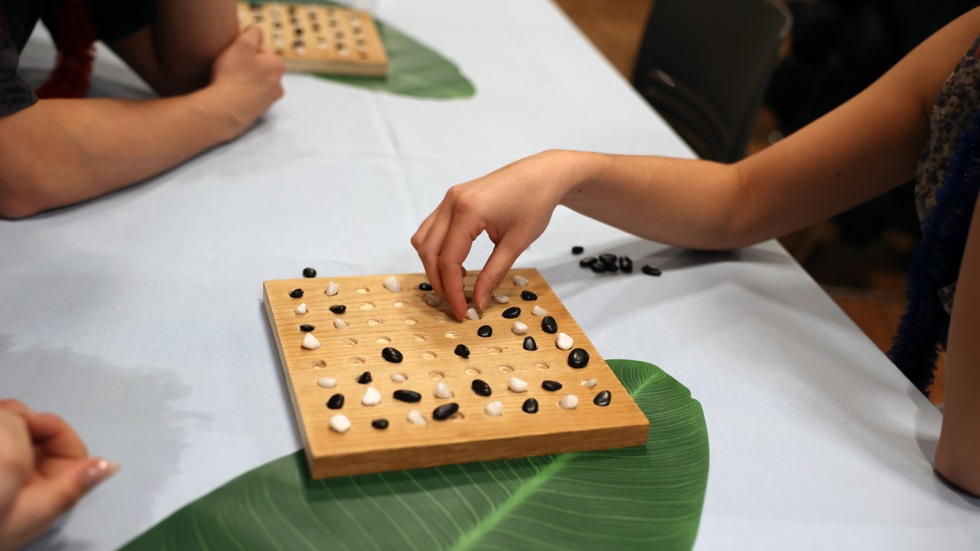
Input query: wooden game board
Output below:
<box><xmin>238</xmin><ymin>2</ymin><xmax>388</xmax><ymax>76</ymax></box>
<box><xmin>263</xmin><ymin>269</ymin><xmax>649</xmax><ymax>479</ymax></box>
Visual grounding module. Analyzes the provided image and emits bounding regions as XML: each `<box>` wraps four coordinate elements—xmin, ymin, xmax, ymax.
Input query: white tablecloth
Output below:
<box><xmin>2</xmin><ymin>1</ymin><xmax>977</xmax><ymax>549</ymax></box>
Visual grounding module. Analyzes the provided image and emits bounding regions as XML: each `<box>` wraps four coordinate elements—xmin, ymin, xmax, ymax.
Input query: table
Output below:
<box><xmin>3</xmin><ymin>1</ymin><xmax>978</xmax><ymax>549</ymax></box>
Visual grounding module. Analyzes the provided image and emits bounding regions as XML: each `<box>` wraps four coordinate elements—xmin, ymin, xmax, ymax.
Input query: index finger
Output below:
<box><xmin>437</xmin><ymin>219</ymin><xmax>480</xmax><ymax>321</ymax></box>
<box><xmin>240</xmin><ymin>25</ymin><xmax>264</xmax><ymax>49</ymax></box>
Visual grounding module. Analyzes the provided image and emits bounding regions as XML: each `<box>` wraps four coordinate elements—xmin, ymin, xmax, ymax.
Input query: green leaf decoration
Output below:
<box><xmin>286</xmin><ymin>0</ymin><xmax>476</xmax><ymax>99</ymax></box>
<box><xmin>121</xmin><ymin>360</ymin><xmax>708</xmax><ymax>550</ymax></box>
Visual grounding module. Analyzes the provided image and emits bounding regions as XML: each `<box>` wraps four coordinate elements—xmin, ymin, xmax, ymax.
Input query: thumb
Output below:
<box><xmin>13</xmin><ymin>458</ymin><xmax>119</xmax><ymax>534</ymax></box>
<box><xmin>240</xmin><ymin>25</ymin><xmax>264</xmax><ymax>49</ymax></box>
<box><xmin>473</xmin><ymin>238</ymin><xmax>524</xmax><ymax>311</ymax></box>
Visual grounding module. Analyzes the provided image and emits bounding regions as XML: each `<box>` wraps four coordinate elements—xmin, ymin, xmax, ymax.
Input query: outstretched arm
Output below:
<box><xmin>413</xmin><ymin>8</ymin><xmax>980</xmax><ymax>321</ymax></box>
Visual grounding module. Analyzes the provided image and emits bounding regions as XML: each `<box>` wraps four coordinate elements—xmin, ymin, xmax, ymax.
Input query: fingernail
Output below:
<box><xmin>81</xmin><ymin>458</ymin><xmax>121</xmax><ymax>489</ymax></box>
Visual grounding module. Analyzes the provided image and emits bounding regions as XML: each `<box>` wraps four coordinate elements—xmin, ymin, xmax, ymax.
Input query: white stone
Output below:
<box><xmin>407</xmin><ymin>409</ymin><xmax>426</xmax><ymax>425</ymax></box>
<box><xmin>317</xmin><ymin>377</ymin><xmax>337</xmax><ymax>389</ymax></box>
<box><xmin>383</xmin><ymin>276</ymin><xmax>402</xmax><ymax>292</ymax></box>
<box><xmin>295</xmin><ymin>303</ymin><xmax>308</xmax><ymax>315</ymax></box>
<box><xmin>531</xmin><ymin>305</ymin><xmax>548</xmax><ymax>316</ymax></box>
<box><xmin>492</xmin><ymin>293</ymin><xmax>509</xmax><ymax>304</ymax></box>
<box><xmin>582</xmin><ymin>377</ymin><xmax>598</xmax><ymax>388</ymax></box>
<box><xmin>465</xmin><ymin>308</ymin><xmax>480</xmax><ymax>321</ymax></box>
<box><xmin>556</xmin><ymin>332</ymin><xmax>574</xmax><ymax>350</ymax></box>
<box><xmin>508</xmin><ymin>376</ymin><xmax>529</xmax><ymax>393</ymax></box>
<box><xmin>434</xmin><ymin>381</ymin><xmax>454</xmax><ymax>399</ymax></box>
<box><xmin>324</xmin><ymin>282</ymin><xmax>339</xmax><ymax>296</ymax></box>
<box><xmin>329</xmin><ymin>414</ymin><xmax>351</xmax><ymax>433</ymax></box>
<box><xmin>559</xmin><ymin>394</ymin><xmax>579</xmax><ymax>410</ymax></box>
<box><xmin>423</xmin><ymin>294</ymin><xmax>442</xmax><ymax>307</ymax></box>
<box><xmin>301</xmin><ymin>333</ymin><xmax>321</xmax><ymax>350</ymax></box>
<box><xmin>513</xmin><ymin>275</ymin><xmax>529</xmax><ymax>287</ymax></box>
<box><xmin>485</xmin><ymin>401</ymin><xmax>504</xmax><ymax>417</ymax></box>
<box><xmin>334</xmin><ymin>318</ymin><xmax>348</xmax><ymax>329</ymax></box>
<box><xmin>361</xmin><ymin>386</ymin><xmax>381</xmax><ymax>406</ymax></box>
<box><xmin>391</xmin><ymin>373</ymin><xmax>406</xmax><ymax>383</ymax></box>
<box><xmin>512</xmin><ymin>322</ymin><xmax>528</xmax><ymax>335</ymax></box>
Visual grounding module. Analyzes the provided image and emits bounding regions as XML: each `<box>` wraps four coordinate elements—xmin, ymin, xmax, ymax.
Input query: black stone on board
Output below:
<box><xmin>594</xmin><ymin>390</ymin><xmax>612</xmax><ymax>407</ymax></box>
<box><xmin>302</xmin><ymin>267</ymin><xmax>317</xmax><ymax>278</ymax></box>
<box><xmin>329</xmin><ymin>304</ymin><xmax>347</xmax><ymax>314</ymax></box>
<box><xmin>642</xmin><ymin>265</ymin><xmax>663</xmax><ymax>276</ymax></box>
<box><xmin>381</xmin><ymin>347</ymin><xmax>404</xmax><ymax>363</ymax></box>
<box><xmin>567</xmin><ymin>348</ymin><xmax>590</xmax><ymax>368</ymax></box>
<box><xmin>289</xmin><ymin>288</ymin><xmax>304</xmax><ymax>298</ymax></box>
<box><xmin>520</xmin><ymin>290</ymin><xmax>538</xmax><ymax>301</ymax></box>
<box><xmin>541</xmin><ymin>380</ymin><xmax>563</xmax><ymax>392</ymax></box>
<box><xmin>477</xmin><ymin>325</ymin><xmax>493</xmax><ymax>338</ymax></box>
<box><xmin>522</xmin><ymin>398</ymin><xmax>539</xmax><ymax>414</ymax></box>
<box><xmin>371</xmin><ymin>419</ymin><xmax>389</xmax><ymax>429</ymax></box>
<box><xmin>572</xmin><ymin>246</ymin><xmax>584</xmax><ymax>255</ymax></box>
<box><xmin>502</xmin><ymin>306</ymin><xmax>521</xmax><ymax>319</ymax></box>
<box><xmin>299</xmin><ymin>324</ymin><xmax>315</xmax><ymax>332</ymax></box>
<box><xmin>454</xmin><ymin>344</ymin><xmax>470</xmax><ymax>358</ymax></box>
<box><xmin>523</xmin><ymin>336</ymin><xmax>538</xmax><ymax>351</ymax></box>
<box><xmin>357</xmin><ymin>371</ymin><xmax>373</xmax><ymax>384</ymax></box>
<box><xmin>618</xmin><ymin>256</ymin><xmax>633</xmax><ymax>273</ymax></box>
<box><xmin>393</xmin><ymin>389</ymin><xmax>422</xmax><ymax>402</ymax></box>
<box><xmin>540</xmin><ymin>316</ymin><xmax>558</xmax><ymax>334</ymax></box>
<box><xmin>471</xmin><ymin>379</ymin><xmax>492</xmax><ymax>396</ymax></box>
<box><xmin>419</xmin><ymin>282</ymin><xmax>433</xmax><ymax>291</ymax></box>
<box><xmin>432</xmin><ymin>402</ymin><xmax>459</xmax><ymax>421</ymax></box>
<box><xmin>326</xmin><ymin>394</ymin><xmax>344</xmax><ymax>409</ymax></box>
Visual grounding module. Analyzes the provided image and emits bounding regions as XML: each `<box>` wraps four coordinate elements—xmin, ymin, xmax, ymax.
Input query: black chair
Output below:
<box><xmin>632</xmin><ymin>0</ymin><xmax>792</xmax><ymax>163</ymax></box>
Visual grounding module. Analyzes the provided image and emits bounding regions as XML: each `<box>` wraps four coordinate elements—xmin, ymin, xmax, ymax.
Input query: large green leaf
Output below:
<box><xmin>121</xmin><ymin>360</ymin><xmax>708</xmax><ymax>550</ymax></box>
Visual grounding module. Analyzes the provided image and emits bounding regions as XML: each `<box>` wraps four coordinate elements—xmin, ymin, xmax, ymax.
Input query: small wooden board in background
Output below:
<box><xmin>238</xmin><ymin>2</ymin><xmax>388</xmax><ymax>76</ymax></box>
<box><xmin>263</xmin><ymin>268</ymin><xmax>649</xmax><ymax>479</ymax></box>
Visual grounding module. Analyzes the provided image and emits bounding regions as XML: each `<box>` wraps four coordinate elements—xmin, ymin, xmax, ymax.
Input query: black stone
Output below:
<box><xmin>618</xmin><ymin>256</ymin><xmax>633</xmax><ymax>273</ymax></box>
<box><xmin>599</xmin><ymin>253</ymin><xmax>618</xmax><ymax>265</ymax></box>
<box><xmin>393</xmin><ymin>389</ymin><xmax>422</xmax><ymax>402</ymax></box>
<box><xmin>522</xmin><ymin>398</ymin><xmax>539</xmax><ymax>414</ymax></box>
<box><xmin>541</xmin><ymin>380</ymin><xmax>563</xmax><ymax>391</ymax></box>
<box><xmin>642</xmin><ymin>265</ymin><xmax>663</xmax><ymax>277</ymax></box>
<box><xmin>594</xmin><ymin>390</ymin><xmax>612</xmax><ymax>407</ymax></box>
<box><xmin>289</xmin><ymin>288</ymin><xmax>304</xmax><ymax>298</ymax></box>
<box><xmin>520</xmin><ymin>290</ymin><xmax>538</xmax><ymax>301</ymax></box>
<box><xmin>299</xmin><ymin>324</ymin><xmax>315</xmax><ymax>332</ymax></box>
<box><xmin>572</xmin><ymin>246</ymin><xmax>585</xmax><ymax>255</ymax></box>
<box><xmin>418</xmin><ymin>282</ymin><xmax>433</xmax><ymax>291</ymax></box>
<box><xmin>567</xmin><ymin>348</ymin><xmax>590</xmax><ymax>368</ymax></box>
<box><xmin>381</xmin><ymin>347</ymin><xmax>404</xmax><ymax>363</ymax></box>
<box><xmin>432</xmin><ymin>402</ymin><xmax>459</xmax><ymax>421</ymax></box>
<box><xmin>454</xmin><ymin>344</ymin><xmax>470</xmax><ymax>358</ymax></box>
<box><xmin>502</xmin><ymin>306</ymin><xmax>521</xmax><ymax>319</ymax></box>
<box><xmin>523</xmin><ymin>336</ymin><xmax>538</xmax><ymax>351</ymax></box>
<box><xmin>579</xmin><ymin>256</ymin><xmax>597</xmax><ymax>268</ymax></box>
<box><xmin>540</xmin><ymin>316</ymin><xmax>558</xmax><ymax>334</ymax></box>
<box><xmin>302</xmin><ymin>267</ymin><xmax>317</xmax><ymax>278</ymax></box>
<box><xmin>471</xmin><ymin>379</ymin><xmax>492</xmax><ymax>397</ymax></box>
<box><xmin>371</xmin><ymin>419</ymin><xmax>389</xmax><ymax>430</ymax></box>
<box><xmin>590</xmin><ymin>260</ymin><xmax>608</xmax><ymax>273</ymax></box>
<box><xmin>606</xmin><ymin>262</ymin><xmax>619</xmax><ymax>273</ymax></box>
<box><xmin>326</xmin><ymin>393</ymin><xmax>344</xmax><ymax>409</ymax></box>
<box><xmin>357</xmin><ymin>371</ymin><xmax>372</xmax><ymax>384</ymax></box>
<box><xmin>329</xmin><ymin>304</ymin><xmax>347</xmax><ymax>314</ymax></box>
<box><xmin>477</xmin><ymin>325</ymin><xmax>493</xmax><ymax>338</ymax></box>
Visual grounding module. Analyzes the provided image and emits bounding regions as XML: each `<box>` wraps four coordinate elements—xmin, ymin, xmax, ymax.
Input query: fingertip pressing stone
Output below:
<box><xmin>289</xmin><ymin>288</ymin><xmax>304</xmax><ymax>298</ymax></box>
<box><xmin>477</xmin><ymin>325</ymin><xmax>493</xmax><ymax>338</ymax></box>
<box><xmin>329</xmin><ymin>304</ymin><xmax>347</xmax><ymax>314</ymax></box>
<box><xmin>594</xmin><ymin>390</ymin><xmax>612</xmax><ymax>407</ymax></box>
<box><xmin>559</xmin><ymin>394</ymin><xmax>579</xmax><ymax>410</ymax></box>
<box><xmin>394</xmin><ymin>389</ymin><xmax>422</xmax><ymax>403</ymax></box>
<box><xmin>329</xmin><ymin>414</ymin><xmax>351</xmax><ymax>433</ymax></box>
<box><xmin>419</xmin><ymin>282</ymin><xmax>433</xmax><ymax>291</ymax></box>
<box><xmin>541</xmin><ymin>380</ymin><xmax>563</xmax><ymax>392</ymax></box>
<box><xmin>522</xmin><ymin>398</ymin><xmax>539</xmax><ymax>414</ymax></box>
<box><xmin>508</xmin><ymin>376</ymin><xmax>529</xmax><ymax>393</ymax></box>
<box><xmin>513</xmin><ymin>275</ymin><xmax>530</xmax><ymax>287</ymax></box>
<box><xmin>618</xmin><ymin>256</ymin><xmax>633</xmax><ymax>273</ymax></box>
<box><xmin>407</xmin><ymin>409</ymin><xmax>426</xmax><ymax>425</ymax></box>
<box><xmin>582</xmin><ymin>377</ymin><xmax>598</xmax><ymax>388</ymax></box>
<box><xmin>317</xmin><ymin>377</ymin><xmax>337</xmax><ymax>389</ymax></box>
<box><xmin>301</xmin><ymin>333</ymin><xmax>321</xmax><ymax>350</ymax></box>
<box><xmin>502</xmin><ymin>306</ymin><xmax>521</xmax><ymax>319</ymax></box>
<box><xmin>466</xmin><ymin>308</ymin><xmax>480</xmax><ymax>321</ymax></box>
<box><xmin>391</xmin><ymin>373</ymin><xmax>407</xmax><ymax>383</ymax></box>
<box><xmin>642</xmin><ymin>265</ymin><xmax>662</xmax><ymax>277</ymax></box>
<box><xmin>540</xmin><ymin>316</ymin><xmax>558</xmax><ymax>334</ymax></box>
<box><xmin>520</xmin><ymin>290</ymin><xmax>538</xmax><ymax>301</ymax></box>
<box><xmin>567</xmin><ymin>348</ymin><xmax>590</xmax><ymax>368</ymax></box>
<box><xmin>302</xmin><ymin>267</ymin><xmax>317</xmax><ymax>278</ymax></box>
<box><xmin>299</xmin><ymin>324</ymin><xmax>315</xmax><ymax>332</ymax></box>
<box><xmin>434</xmin><ymin>381</ymin><xmax>454</xmax><ymax>399</ymax></box>
<box><xmin>432</xmin><ymin>402</ymin><xmax>459</xmax><ymax>420</ymax></box>
<box><xmin>357</xmin><ymin>371</ymin><xmax>372</xmax><ymax>384</ymax></box>
<box><xmin>325</xmin><ymin>282</ymin><xmax>340</xmax><ymax>296</ymax></box>
<box><xmin>423</xmin><ymin>294</ymin><xmax>442</xmax><ymax>307</ymax></box>
<box><xmin>523</xmin><ymin>336</ymin><xmax>538</xmax><ymax>351</ymax></box>
<box><xmin>295</xmin><ymin>303</ymin><xmax>308</xmax><ymax>315</ymax></box>
<box><xmin>556</xmin><ymin>332</ymin><xmax>574</xmax><ymax>350</ymax></box>
<box><xmin>492</xmin><ymin>293</ymin><xmax>510</xmax><ymax>304</ymax></box>
<box><xmin>371</xmin><ymin>419</ymin><xmax>389</xmax><ymax>430</ymax></box>
<box><xmin>381</xmin><ymin>347</ymin><xmax>404</xmax><ymax>363</ymax></box>
<box><xmin>454</xmin><ymin>344</ymin><xmax>470</xmax><ymax>358</ymax></box>
<box><xmin>361</xmin><ymin>386</ymin><xmax>381</xmax><ymax>406</ymax></box>
<box><xmin>531</xmin><ymin>305</ymin><xmax>548</xmax><ymax>316</ymax></box>
<box><xmin>334</xmin><ymin>318</ymin><xmax>349</xmax><ymax>329</ymax></box>
<box><xmin>485</xmin><ymin>401</ymin><xmax>504</xmax><ymax>416</ymax></box>
<box><xmin>571</xmin><ymin>246</ymin><xmax>584</xmax><ymax>255</ymax></box>
<box><xmin>512</xmin><ymin>321</ymin><xmax>528</xmax><ymax>335</ymax></box>
<box><xmin>471</xmin><ymin>379</ymin><xmax>492</xmax><ymax>396</ymax></box>
<box><xmin>326</xmin><ymin>393</ymin><xmax>345</xmax><ymax>409</ymax></box>
<box><xmin>383</xmin><ymin>276</ymin><xmax>402</xmax><ymax>292</ymax></box>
